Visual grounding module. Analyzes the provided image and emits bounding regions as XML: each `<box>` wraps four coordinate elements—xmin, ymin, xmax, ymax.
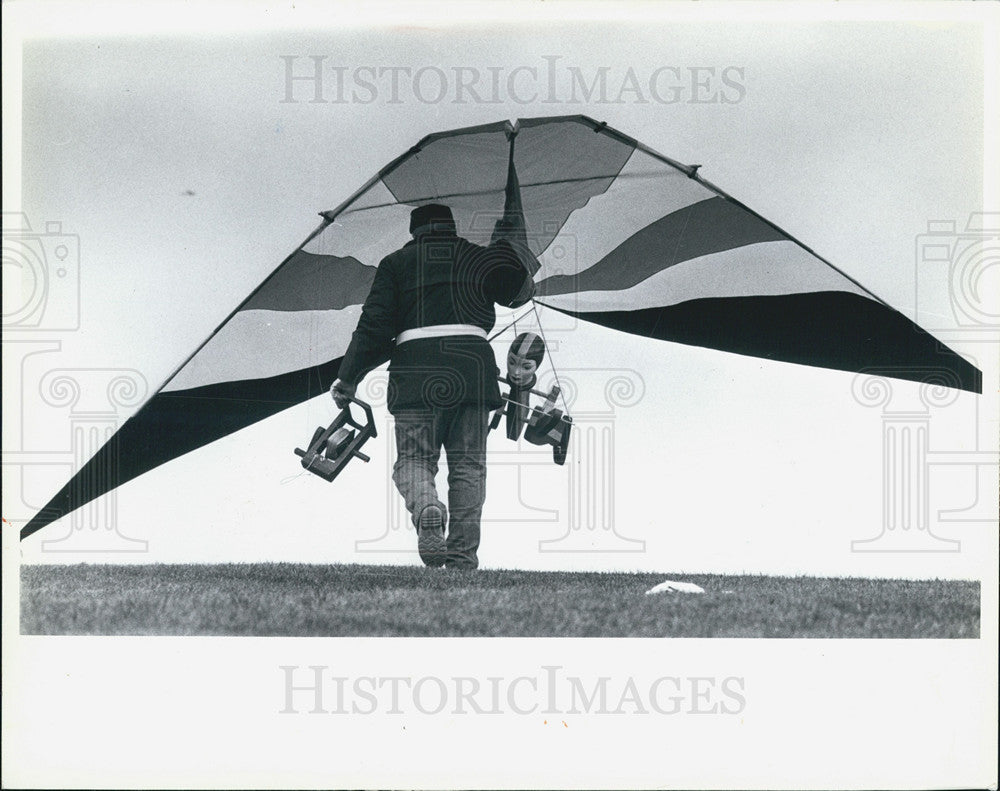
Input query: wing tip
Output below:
<box><xmin>19</xmin><ymin>508</ymin><xmax>60</xmax><ymax>542</ymax></box>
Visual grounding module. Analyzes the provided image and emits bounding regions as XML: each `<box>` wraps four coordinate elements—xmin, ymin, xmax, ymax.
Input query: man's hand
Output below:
<box><xmin>492</xmin><ymin>216</ymin><xmax>517</xmax><ymax>235</ymax></box>
<box><xmin>330</xmin><ymin>379</ymin><xmax>356</xmax><ymax>409</ymax></box>
<box><xmin>492</xmin><ymin>218</ymin><xmax>540</xmax><ymax>278</ymax></box>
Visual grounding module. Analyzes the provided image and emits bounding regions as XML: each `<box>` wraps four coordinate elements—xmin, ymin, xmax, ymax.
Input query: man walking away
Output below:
<box><xmin>331</xmin><ymin>203</ymin><xmax>534</xmax><ymax>569</ymax></box>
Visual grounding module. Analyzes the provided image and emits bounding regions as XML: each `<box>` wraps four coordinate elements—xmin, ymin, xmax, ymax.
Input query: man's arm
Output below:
<box><xmin>486</xmin><ymin>218</ymin><xmax>538</xmax><ymax>308</ymax></box>
<box><xmin>332</xmin><ymin>258</ymin><xmax>397</xmax><ymax>406</ymax></box>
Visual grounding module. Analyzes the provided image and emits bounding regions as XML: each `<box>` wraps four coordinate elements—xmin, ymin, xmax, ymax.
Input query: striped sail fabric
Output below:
<box><xmin>528</xmin><ymin>136</ymin><xmax>980</xmax><ymax>392</ymax></box>
<box><xmin>21</xmin><ymin>115</ymin><xmax>981</xmax><ymax>540</ymax></box>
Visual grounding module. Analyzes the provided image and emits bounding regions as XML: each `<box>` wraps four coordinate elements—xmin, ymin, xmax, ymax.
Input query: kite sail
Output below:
<box><xmin>20</xmin><ymin>115</ymin><xmax>981</xmax><ymax>541</ymax></box>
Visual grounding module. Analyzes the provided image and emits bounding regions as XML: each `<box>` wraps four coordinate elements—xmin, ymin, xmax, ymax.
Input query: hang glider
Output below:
<box><xmin>20</xmin><ymin>115</ymin><xmax>981</xmax><ymax>541</ymax></box>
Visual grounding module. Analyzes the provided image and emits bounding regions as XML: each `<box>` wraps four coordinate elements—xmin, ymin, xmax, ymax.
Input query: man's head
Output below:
<box><xmin>507</xmin><ymin>332</ymin><xmax>545</xmax><ymax>388</ymax></box>
<box><xmin>410</xmin><ymin>203</ymin><xmax>456</xmax><ymax>236</ymax></box>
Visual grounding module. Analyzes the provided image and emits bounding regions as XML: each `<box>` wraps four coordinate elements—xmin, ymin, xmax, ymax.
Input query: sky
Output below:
<box><xmin>4</xmin><ymin>5</ymin><xmax>997</xmax><ymax>580</ymax></box>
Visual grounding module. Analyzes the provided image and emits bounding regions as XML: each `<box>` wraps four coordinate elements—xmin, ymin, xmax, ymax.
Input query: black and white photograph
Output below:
<box><xmin>3</xmin><ymin>1</ymin><xmax>997</xmax><ymax>788</ymax></box>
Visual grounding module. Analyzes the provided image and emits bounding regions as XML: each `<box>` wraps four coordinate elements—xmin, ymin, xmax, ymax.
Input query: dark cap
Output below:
<box><xmin>410</xmin><ymin>203</ymin><xmax>455</xmax><ymax>235</ymax></box>
<box><xmin>511</xmin><ymin>332</ymin><xmax>545</xmax><ymax>364</ymax></box>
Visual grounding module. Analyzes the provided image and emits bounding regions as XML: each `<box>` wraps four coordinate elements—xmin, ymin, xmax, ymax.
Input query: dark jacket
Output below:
<box><xmin>337</xmin><ymin>228</ymin><xmax>532</xmax><ymax>413</ymax></box>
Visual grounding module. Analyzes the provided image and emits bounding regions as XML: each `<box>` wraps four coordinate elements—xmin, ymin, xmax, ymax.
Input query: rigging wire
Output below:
<box><xmin>487</xmin><ymin>306</ymin><xmax>535</xmax><ymax>342</ymax></box>
<box><xmin>530</xmin><ymin>300</ymin><xmax>570</xmax><ymax>415</ymax></box>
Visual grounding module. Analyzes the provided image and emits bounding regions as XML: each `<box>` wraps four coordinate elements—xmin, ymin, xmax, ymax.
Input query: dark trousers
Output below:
<box><xmin>392</xmin><ymin>405</ymin><xmax>488</xmax><ymax>569</ymax></box>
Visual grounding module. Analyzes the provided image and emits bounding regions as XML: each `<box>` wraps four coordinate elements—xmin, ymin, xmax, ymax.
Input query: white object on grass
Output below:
<box><xmin>645</xmin><ymin>580</ymin><xmax>705</xmax><ymax>595</ymax></box>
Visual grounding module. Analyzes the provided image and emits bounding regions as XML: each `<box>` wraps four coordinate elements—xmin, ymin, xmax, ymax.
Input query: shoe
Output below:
<box><xmin>417</xmin><ymin>505</ymin><xmax>446</xmax><ymax>568</ymax></box>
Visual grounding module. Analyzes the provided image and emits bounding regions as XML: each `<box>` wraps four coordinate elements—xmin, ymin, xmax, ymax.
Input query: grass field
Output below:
<box><xmin>20</xmin><ymin>563</ymin><xmax>980</xmax><ymax>637</ymax></box>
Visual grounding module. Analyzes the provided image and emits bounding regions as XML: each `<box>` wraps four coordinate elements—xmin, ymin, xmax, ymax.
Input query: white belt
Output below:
<box><xmin>396</xmin><ymin>324</ymin><xmax>487</xmax><ymax>345</ymax></box>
